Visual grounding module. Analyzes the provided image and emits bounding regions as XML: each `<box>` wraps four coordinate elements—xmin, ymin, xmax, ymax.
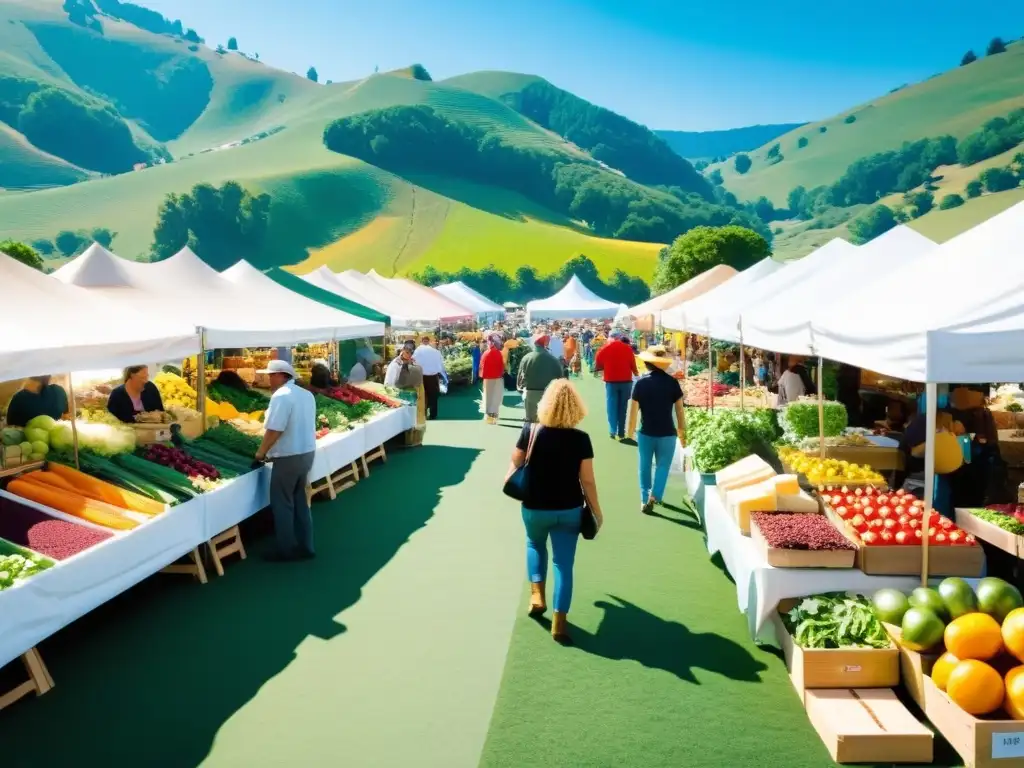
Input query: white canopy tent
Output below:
<box><xmin>333</xmin><ymin>270</ymin><xmax>438</xmax><ymax>329</ymax></box>
<box><xmin>55</xmin><ymin>245</ymin><xmax>379</xmax><ymax>348</ymax></box>
<box><xmin>0</xmin><ymin>251</ymin><xmax>199</xmax><ymax>382</ymax></box>
<box><xmin>742</xmin><ymin>227</ymin><xmax>937</xmax><ymax>356</ymax></box>
<box><xmin>301</xmin><ymin>266</ymin><xmax>387</xmax><ymax>313</ymax></box>
<box><xmin>814</xmin><ymin>202</ymin><xmax>1024</xmax><ymax>384</ymax></box>
<box><xmin>363</xmin><ymin>270</ymin><xmax>475</xmax><ymax>324</ymax></box>
<box><xmin>660</xmin><ymin>257</ymin><xmax>785</xmax><ymax>334</ymax></box>
<box><xmin>625</xmin><ymin>264</ymin><xmax>737</xmax><ymax>325</ymax></box>
<box><xmin>525</xmin><ymin>275</ymin><xmax>620</xmax><ymax>322</ymax></box>
<box><xmin>434</xmin><ymin>282</ymin><xmax>505</xmax><ymax>322</ymax></box>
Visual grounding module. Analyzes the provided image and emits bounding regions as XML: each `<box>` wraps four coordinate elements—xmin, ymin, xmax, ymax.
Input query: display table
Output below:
<box><xmin>308</xmin><ymin>430</ymin><xmax>366</xmax><ymax>484</ymax></box>
<box><xmin>699</xmin><ymin>478</ymin><xmax>921</xmax><ymax>646</ymax></box>
<box><xmin>361</xmin><ymin>406</ymin><xmax>416</xmax><ymax>448</ymax></box>
<box><xmin>202</xmin><ymin>468</ymin><xmax>271</xmax><ymax>540</ymax></box>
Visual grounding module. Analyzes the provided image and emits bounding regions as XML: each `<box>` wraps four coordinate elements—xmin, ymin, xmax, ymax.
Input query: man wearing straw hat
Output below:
<box><xmin>627</xmin><ymin>345</ymin><xmax>686</xmax><ymax>515</ymax></box>
<box><xmin>517</xmin><ymin>331</ymin><xmax>564</xmax><ymax>423</ymax></box>
<box><xmin>254</xmin><ymin>359</ymin><xmax>318</xmax><ymax>561</ymax></box>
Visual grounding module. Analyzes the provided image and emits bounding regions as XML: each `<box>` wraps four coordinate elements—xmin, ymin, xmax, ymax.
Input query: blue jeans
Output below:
<box><xmin>638</xmin><ymin>434</ymin><xmax>677</xmax><ymax>504</ymax></box>
<box><xmin>522</xmin><ymin>506</ymin><xmax>581</xmax><ymax>613</ymax></box>
<box><xmin>605</xmin><ymin>381</ymin><xmax>632</xmax><ymax>437</ymax></box>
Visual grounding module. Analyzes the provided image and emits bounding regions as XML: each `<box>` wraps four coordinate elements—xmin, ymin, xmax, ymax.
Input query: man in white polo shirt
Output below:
<box><xmin>413</xmin><ymin>336</ymin><xmax>445</xmax><ymax>420</ymax></box>
<box><xmin>254</xmin><ymin>360</ymin><xmax>318</xmax><ymax>562</ymax></box>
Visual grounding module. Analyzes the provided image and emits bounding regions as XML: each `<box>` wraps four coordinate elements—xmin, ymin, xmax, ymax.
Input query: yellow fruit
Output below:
<box><xmin>932</xmin><ymin>652</ymin><xmax>960</xmax><ymax>691</ymax></box>
<box><xmin>946</xmin><ymin>660</ymin><xmax>1004</xmax><ymax>715</ymax></box>
<box><xmin>945</xmin><ymin>613</ymin><xmax>1004</xmax><ymax>661</ymax></box>
<box><xmin>1002</xmin><ymin>608</ymin><xmax>1024</xmax><ymax>663</ymax></box>
<box><xmin>1006</xmin><ymin>666</ymin><xmax>1024</xmax><ymax>720</ymax></box>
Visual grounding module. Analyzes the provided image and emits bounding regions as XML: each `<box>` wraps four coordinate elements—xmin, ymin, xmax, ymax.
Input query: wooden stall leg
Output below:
<box><xmin>362</xmin><ymin>444</ymin><xmax>387</xmax><ymax>476</ymax></box>
<box><xmin>0</xmin><ymin>649</ymin><xmax>54</xmax><ymax>711</ymax></box>
<box><xmin>207</xmin><ymin>525</ymin><xmax>247</xmax><ymax>577</ymax></box>
<box><xmin>161</xmin><ymin>547</ymin><xmax>209</xmax><ymax>584</ymax></box>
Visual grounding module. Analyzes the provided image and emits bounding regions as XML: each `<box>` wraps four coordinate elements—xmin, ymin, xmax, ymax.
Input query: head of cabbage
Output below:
<box><xmin>49</xmin><ymin>420</ymin><xmax>136</xmax><ymax>457</ymax></box>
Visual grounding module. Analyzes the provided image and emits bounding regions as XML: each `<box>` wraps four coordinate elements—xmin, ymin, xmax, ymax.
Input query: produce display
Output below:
<box><xmin>0</xmin><ymin>496</ymin><xmax>112</xmax><ymax>560</ymax></box>
<box><xmin>973</xmin><ymin>505</ymin><xmax>1024</xmax><ymax>534</ymax></box>
<box><xmin>794</xmin><ymin>432</ymin><xmax>874</xmax><ymax>452</ymax></box>
<box><xmin>441</xmin><ymin>342</ymin><xmax>474</xmax><ymax>384</ymax></box>
<box><xmin>0</xmin><ymin>542</ymin><xmax>52</xmax><ymax>591</ymax></box>
<box><xmin>681</xmin><ymin>372</ymin><xmax>732</xmax><ymax>407</ymax></box>
<box><xmin>111</xmin><ymin>453</ymin><xmax>201</xmax><ymax>501</ymax></box>
<box><xmin>783</xmin><ymin>592</ymin><xmax>892</xmax><ymax>649</ymax></box>
<box><xmin>314</xmin><ymin>393</ymin><xmax>375</xmax><ymax>431</ymax></box>
<box><xmin>877</xmin><ymin>578</ymin><xmax>1024</xmax><ymax>718</ymax></box>
<box><xmin>24</xmin><ymin>464</ymin><xmax>164</xmax><ymax>516</ymax></box>
<box><xmin>154</xmin><ymin>371</ymin><xmax>198</xmax><ymax>410</ymax></box>
<box><xmin>779</xmin><ymin>400</ymin><xmax>848</xmax><ymax>440</ymax></box>
<box><xmin>49</xmin><ymin>419</ymin><xmax>136</xmax><ymax>457</ymax></box>
<box><xmin>751</xmin><ymin>512</ymin><xmax>855</xmax><ymax>551</ymax></box>
<box><xmin>134</xmin><ymin>411</ymin><xmax>173</xmax><ymax>424</ymax></box>
<box><xmin>178</xmin><ymin>439</ymin><xmax>253</xmax><ymax>479</ymax></box>
<box><xmin>3</xmin><ymin>414</ymin><xmax>62</xmax><ymax>465</ymax></box>
<box><xmin>199</xmin><ymin>423</ymin><xmax>261</xmax><ymax>459</ymax></box>
<box><xmin>350</xmin><ymin>383</ymin><xmax>404</xmax><ymax>408</ymax></box>
<box><xmin>208</xmin><ymin>378</ymin><xmax>270</xmax><ymax>414</ymax></box>
<box><xmin>825</xmin><ymin>485</ymin><xmax>977</xmax><ymax>546</ymax></box>
<box><xmin>6</xmin><ymin>478</ymin><xmax>143</xmax><ymax>530</ymax></box>
<box><xmin>686</xmin><ymin>408</ymin><xmax>780</xmax><ymax>473</ymax></box>
<box><xmin>779</xmin><ymin>447</ymin><xmax>885</xmax><ymax>485</ymax></box>
<box><xmin>141</xmin><ymin>445</ymin><xmax>219</xmax><ymax>483</ymax></box>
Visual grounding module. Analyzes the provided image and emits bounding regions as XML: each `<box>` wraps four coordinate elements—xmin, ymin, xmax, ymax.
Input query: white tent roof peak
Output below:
<box><xmin>866</xmin><ymin>224</ymin><xmax>936</xmax><ymax>251</ymax></box>
<box><xmin>52</xmin><ymin>242</ymin><xmax>139</xmax><ymax>287</ymax></box>
<box><xmin>434</xmin><ymin>281</ymin><xmax>504</xmax><ymax>316</ymax></box>
<box><xmin>526</xmin><ymin>274</ymin><xmax>620</xmax><ymax>321</ymax></box>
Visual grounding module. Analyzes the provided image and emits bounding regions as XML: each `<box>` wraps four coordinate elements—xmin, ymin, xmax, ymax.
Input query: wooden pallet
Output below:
<box><xmin>361</xmin><ymin>444</ymin><xmax>388</xmax><ymax>476</ymax></box>
<box><xmin>208</xmin><ymin>525</ymin><xmax>246</xmax><ymax>577</ymax></box>
<box><xmin>307</xmin><ymin>462</ymin><xmax>360</xmax><ymax>504</ymax></box>
<box><xmin>0</xmin><ymin>649</ymin><xmax>54</xmax><ymax>711</ymax></box>
<box><xmin>161</xmin><ymin>547</ymin><xmax>208</xmax><ymax>584</ymax></box>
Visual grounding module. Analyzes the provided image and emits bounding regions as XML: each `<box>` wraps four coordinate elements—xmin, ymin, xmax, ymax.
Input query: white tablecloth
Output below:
<box><xmin>360</xmin><ymin>406</ymin><xmax>415</xmax><ymax>448</ymax></box>
<box><xmin>202</xmin><ymin>468</ymin><xmax>271</xmax><ymax>540</ymax></box>
<box><xmin>0</xmin><ymin>493</ymin><xmax>205</xmax><ymax>668</ymax></box>
<box><xmin>700</xmin><ymin>477</ymin><xmax>921</xmax><ymax>646</ymax></box>
<box><xmin>308</xmin><ymin>430</ymin><xmax>366</xmax><ymax>484</ymax></box>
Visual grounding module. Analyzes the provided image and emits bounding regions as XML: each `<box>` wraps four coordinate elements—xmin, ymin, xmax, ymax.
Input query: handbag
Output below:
<box><xmin>503</xmin><ymin>424</ymin><xmax>539</xmax><ymax>501</ymax></box>
<box><xmin>579</xmin><ymin>499</ymin><xmax>598</xmax><ymax>540</ymax></box>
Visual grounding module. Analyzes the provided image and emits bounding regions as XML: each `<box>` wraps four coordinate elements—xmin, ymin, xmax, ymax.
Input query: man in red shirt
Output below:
<box><xmin>594</xmin><ymin>331</ymin><xmax>638</xmax><ymax>439</ymax></box>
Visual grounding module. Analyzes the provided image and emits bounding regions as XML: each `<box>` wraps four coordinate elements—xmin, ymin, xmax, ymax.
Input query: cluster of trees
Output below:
<box><xmin>307</xmin><ymin>67</ymin><xmax>319</xmax><ymax>83</ymax></box>
<box><xmin>0</xmin><ymin>241</ymin><xmax>44</xmax><ymax>271</ymax></box>
<box><xmin>503</xmin><ymin>81</ymin><xmax>711</xmax><ymax>195</ymax></box>
<box><xmin>408</xmin><ymin>64</ymin><xmax>432</xmax><ymax>81</ymax></box>
<box><xmin>63</xmin><ymin>0</ymin><xmax>201</xmax><ymax>40</ymax></box>
<box><xmin>151</xmin><ymin>182</ymin><xmax>271</xmax><ymax>269</ymax></box>
<box><xmin>14</xmin><ymin>85</ymin><xmax>150</xmax><ymax>173</ymax></box>
<box><xmin>322</xmin><ymin>105</ymin><xmax>768</xmax><ymax>245</ymax></box>
<box><xmin>961</xmin><ymin>37</ymin><xmax>1009</xmax><ymax>65</ymax></box>
<box><xmin>958</xmin><ymin>110</ymin><xmax>1024</xmax><ymax>165</ymax></box>
<box><xmin>410</xmin><ymin>255</ymin><xmax>651</xmax><ymax>306</ymax></box>
<box><xmin>30</xmin><ymin>228</ymin><xmax>116</xmax><ymax>258</ymax></box>
<box><xmin>651</xmin><ymin>226</ymin><xmax>770</xmax><ymax>295</ymax></box>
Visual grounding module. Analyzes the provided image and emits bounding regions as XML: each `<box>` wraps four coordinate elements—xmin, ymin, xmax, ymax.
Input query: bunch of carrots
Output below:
<box><xmin>7</xmin><ymin>464</ymin><xmax>166</xmax><ymax>531</ymax></box>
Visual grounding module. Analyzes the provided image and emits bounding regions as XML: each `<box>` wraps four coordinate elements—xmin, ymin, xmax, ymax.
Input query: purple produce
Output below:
<box><xmin>752</xmin><ymin>512</ymin><xmax>854</xmax><ymax>552</ymax></box>
<box><xmin>0</xmin><ymin>497</ymin><xmax>112</xmax><ymax>560</ymax></box>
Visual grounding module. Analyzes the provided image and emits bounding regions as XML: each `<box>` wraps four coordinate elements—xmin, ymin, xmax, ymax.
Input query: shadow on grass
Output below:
<box><xmin>572</xmin><ymin>594</ymin><xmax>768</xmax><ymax>684</ymax></box>
<box><xmin>0</xmin><ymin>443</ymin><xmax>481</xmax><ymax>768</ymax></box>
<box><xmin>438</xmin><ymin>381</ymin><xmax>485</xmax><ymax>422</ymax></box>
<box><xmin>709</xmin><ymin>551</ymin><xmax>735</xmax><ymax>585</ymax></box>
<box><xmin>648</xmin><ymin>510</ymin><xmax>703</xmax><ymax>531</ymax></box>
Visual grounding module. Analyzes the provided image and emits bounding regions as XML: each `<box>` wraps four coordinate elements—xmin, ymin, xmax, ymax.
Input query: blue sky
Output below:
<box><xmin>142</xmin><ymin>0</ymin><xmax>1016</xmax><ymax>131</ymax></box>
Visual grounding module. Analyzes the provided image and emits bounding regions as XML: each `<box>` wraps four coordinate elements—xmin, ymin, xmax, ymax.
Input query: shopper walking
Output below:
<box><xmin>480</xmin><ymin>334</ymin><xmax>506</xmax><ymax>424</ymax></box>
<box><xmin>255</xmin><ymin>360</ymin><xmax>318</xmax><ymax>562</ymax></box>
<box><xmin>594</xmin><ymin>330</ymin><xmax>638</xmax><ymax>440</ymax></box>
<box><xmin>506</xmin><ymin>380</ymin><xmax>604</xmax><ymax>645</ymax></box>
<box><xmin>414</xmin><ymin>336</ymin><xmax>445</xmax><ymax>420</ymax></box>
<box><xmin>626</xmin><ymin>346</ymin><xmax>686</xmax><ymax>514</ymax></box>
<box><xmin>517</xmin><ymin>332</ymin><xmax>565</xmax><ymax>423</ymax></box>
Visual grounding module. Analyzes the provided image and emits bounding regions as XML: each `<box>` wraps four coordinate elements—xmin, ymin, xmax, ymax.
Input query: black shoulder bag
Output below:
<box><xmin>503</xmin><ymin>425</ymin><xmax>539</xmax><ymax>501</ymax></box>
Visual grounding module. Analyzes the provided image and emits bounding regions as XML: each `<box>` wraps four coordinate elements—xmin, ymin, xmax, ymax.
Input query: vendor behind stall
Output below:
<box><xmin>901</xmin><ymin>395</ymin><xmax>964</xmax><ymax>518</ymax></box>
<box><xmin>950</xmin><ymin>384</ymin><xmax>1007</xmax><ymax>506</ymax></box>
<box><xmin>5</xmin><ymin>376</ymin><xmax>68</xmax><ymax>427</ymax></box>
<box><xmin>107</xmin><ymin>365</ymin><xmax>164</xmax><ymax>424</ymax></box>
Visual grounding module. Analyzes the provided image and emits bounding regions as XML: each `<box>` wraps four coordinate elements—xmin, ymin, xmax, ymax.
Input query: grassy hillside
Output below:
<box><xmin>0</xmin><ymin>122</ymin><xmax>90</xmax><ymax>188</ymax></box>
<box><xmin>656</xmin><ymin>124</ymin><xmax>804</xmax><ymax>160</ymax></box>
<box><xmin>710</xmin><ymin>41</ymin><xmax>1024</xmax><ymax>205</ymax></box>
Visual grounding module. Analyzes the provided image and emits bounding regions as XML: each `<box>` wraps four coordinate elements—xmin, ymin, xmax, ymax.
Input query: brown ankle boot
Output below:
<box><xmin>551</xmin><ymin>611</ymin><xmax>572</xmax><ymax>645</ymax></box>
<box><xmin>528</xmin><ymin>581</ymin><xmax>547</xmax><ymax>617</ymax></box>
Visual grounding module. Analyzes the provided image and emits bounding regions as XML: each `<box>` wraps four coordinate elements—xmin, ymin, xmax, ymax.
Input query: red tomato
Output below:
<box><xmin>861</xmin><ymin>531</ymin><xmax>879</xmax><ymax>545</ymax></box>
<box><xmin>909</xmin><ymin>518</ymin><xmax>921</xmax><ymax>529</ymax></box>
<box><xmin>965</xmin><ymin>533</ymin><xmax>977</xmax><ymax>545</ymax></box>
<box><xmin>908</xmin><ymin>507</ymin><xmax>923</xmax><ymax>519</ymax></box>
<box><xmin>845</xmin><ymin>494</ymin><xmax>856</xmax><ymax>505</ymax></box>
<box><xmin>898</xmin><ymin>514</ymin><xmax>910</xmax><ymax>526</ymax></box>
<box><xmin>831</xmin><ymin>494</ymin><xmax>843</xmax><ymax>506</ymax></box>
<box><xmin>933</xmin><ymin>532</ymin><xmax>948</xmax><ymax>545</ymax></box>
<box><xmin>836</xmin><ymin>505</ymin><xmax>849</xmax><ymax>518</ymax></box>
<box><xmin>851</xmin><ymin>514</ymin><xmax>867</xmax><ymax>532</ymax></box>
<box><xmin>911</xmin><ymin>499</ymin><xmax>925</xmax><ymax>508</ymax></box>
<box><xmin>878</xmin><ymin>506</ymin><xmax>891</xmax><ymax>519</ymax></box>
<box><xmin>939</xmin><ymin>517</ymin><xmax>954</xmax><ymax>530</ymax></box>
<box><xmin>869</xmin><ymin>518</ymin><xmax>884</xmax><ymax>529</ymax></box>
<box><xmin>948</xmin><ymin>531</ymin><xmax>963</xmax><ymax>544</ymax></box>
<box><xmin>879</xmin><ymin>530</ymin><xmax>894</xmax><ymax>545</ymax></box>
<box><xmin>854</xmin><ymin>487</ymin><xmax>864</xmax><ymax>497</ymax></box>
<box><xmin>883</xmin><ymin>518</ymin><xmax>897</xmax><ymax>531</ymax></box>
<box><xmin>914</xmin><ymin>529</ymin><xmax>923</xmax><ymax>542</ymax></box>
<box><xmin>894</xmin><ymin>530</ymin><xmax>909</xmax><ymax>545</ymax></box>
<box><xmin>894</xmin><ymin>504</ymin><xmax>907</xmax><ymax>516</ymax></box>
<box><xmin>862</xmin><ymin>505</ymin><xmax>876</xmax><ymax>519</ymax></box>
<box><xmin>894</xmin><ymin>488</ymin><xmax>905</xmax><ymax>497</ymax></box>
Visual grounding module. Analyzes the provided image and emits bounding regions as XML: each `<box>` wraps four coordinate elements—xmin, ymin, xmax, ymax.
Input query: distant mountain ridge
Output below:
<box><xmin>656</xmin><ymin>124</ymin><xmax>805</xmax><ymax>160</ymax></box>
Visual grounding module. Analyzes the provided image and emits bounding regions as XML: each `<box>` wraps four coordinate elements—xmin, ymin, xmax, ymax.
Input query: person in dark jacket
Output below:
<box><xmin>107</xmin><ymin>365</ymin><xmax>164</xmax><ymax>423</ymax></box>
<box><xmin>5</xmin><ymin>376</ymin><xmax>68</xmax><ymax>427</ymax></box>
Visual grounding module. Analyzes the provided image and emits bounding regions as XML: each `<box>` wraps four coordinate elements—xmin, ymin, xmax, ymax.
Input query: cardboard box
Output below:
<box><xmin>955</xmin><ymin>507</ymin><xmax>1024</xmax><ymax>557</ymax></box>
<box><xmin>774</xmin><ymin>601</ymin><xmax>898</xmax><ymax>691</ymax></box>
<box><xmin>752</xmin><ymin>521</ymin><xmax>855</xmax><ymax>569</ymax></box>
<box><xmin>805</xmin><ymin>688</ymin><xmax>933</xmax><ymax>764</ymax></box>
<box><xmin>922</xmin><ymin>675</ymin><xmax>1024</xmax><ymax>768</ymax></box>
<box><xmin>826</xmin><ymin>507</ymin><xmax>985</xmax><ymax>577</ymax></box>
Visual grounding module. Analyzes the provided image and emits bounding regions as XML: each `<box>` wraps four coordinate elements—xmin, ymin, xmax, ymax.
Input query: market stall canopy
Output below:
<box><xmin>273</xmin><ymin>267</ymin><xmax>389</xmax><ymax>324</ymax></box>
<box><xmin>220</xmin><ymin>261</ymin><xmax>385</xmax><ymax>341</ymax></box>
<box><xmin>433</xmin><ymin>282</ymin><xmax>505</xmax><ymax>319</ymax></box>
<box><xmin>502</xmin><ymin>301</ymin><xmax>521</xmax><ymax>310</ymax></box>
<box><xmin>814</xmin><ymin>202</ymin><xmax>1024</xmax><ymax>382</ymax></box>
<box><xmin>363</xmin><ymin>270</ymin><xmax>475</xmax><ymax>323</ymax></box>
<box><xmin>660</xmin><ymin>257</ymin><xmax>784</xmax><ymax>334</ymax></box>
<box><xmin>54</xmin><ymin>245</ymin><xmax>375</xmax><ymax>348</ymax></box>
<box><xmin>742</xmin><ymin>227</ymin><xmax>937</xmax><ymax>355</ymax></box>
<box><xmin>525</xmin><ymin>275</ymin><xmax>620</xmax><ymax>321</ymax></box>
<box><xmin>1</xmin><ymin>248</ymin><xmax>199</xmax><ymax>382</ymax></box>
<box><xmin>625</xmin><ymin>264</ymin><xmax>738</xmax><ymax>320</ymax></box>
<box><xmin>331</xmin><ymin>270</ymin><xmax>443</xmax><ymax>329</ymax></box>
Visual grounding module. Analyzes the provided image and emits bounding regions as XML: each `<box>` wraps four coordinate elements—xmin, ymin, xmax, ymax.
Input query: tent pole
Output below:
<box><xmin>197</xmin><ymin>329</ymin><xmax>208</xmax><ymax>435</ymax></box>
<box><xmin>68</xmin><ymin>372</ymin><xmax>80</xmax><ymax>470</ymax></box>
<box><xmin>817</xmin><ymin>356</ymin><xmax>825</xmax><ymax>460</ymax></box>
<box><xmin>739</xmin><ymin>322</ymin><xmax>745</xmax><ymax>411</ymax></box>
<box><xmin>708</xmin><ymin>336</ymin><xmax>714</xmax><ymax>412</ymax></box>
<box><xmin>922</xmin><ymin>382</ymin><xmax>937</xmax><ymax>587</ymax></box>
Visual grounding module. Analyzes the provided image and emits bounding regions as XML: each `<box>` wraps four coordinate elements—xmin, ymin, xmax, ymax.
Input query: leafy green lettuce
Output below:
<box><xmin>783</xmin><ymin>592</ymin><xmax>891</xmax><ymax>649</ymax></box>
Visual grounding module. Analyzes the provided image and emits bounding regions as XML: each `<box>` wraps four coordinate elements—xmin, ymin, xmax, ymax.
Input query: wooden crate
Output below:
<box><xmin>751</xmin><ymin>518</ymin><xmax>855</xmax><ymax>569</ymax></box>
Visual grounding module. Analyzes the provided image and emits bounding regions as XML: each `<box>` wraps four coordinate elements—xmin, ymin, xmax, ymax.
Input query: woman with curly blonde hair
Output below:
<box><xmin>506</xmin><ymin>379</ymin><xmax>604</xmax><ymax>644</ymax></box>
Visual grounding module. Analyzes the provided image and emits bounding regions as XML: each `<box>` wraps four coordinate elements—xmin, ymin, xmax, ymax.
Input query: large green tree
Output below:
<box><xmin>848</xmin><ymin>204</ymin><xmax>897</xmax><ymax>244</ymax></box>
<box><xmin>152</xmin><ymin>181</ymin><xmax>271</xmax><ymax>269</ymax></box>
<box><xmin>0</xmin><ymin>240</ymin><xmax>43</xmax><ymax>271</ymax></box>
<box><xmin>651</xmin><ymin>225</ymin><xmax>769</xmax><ymax>294</ymax></box>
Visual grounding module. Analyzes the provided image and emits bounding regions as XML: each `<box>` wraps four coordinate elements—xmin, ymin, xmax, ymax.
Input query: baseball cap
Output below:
<box><xmin>256</xmin><ymin>359</ymin><xmax>297</xmax><ymax>378</ymax></box>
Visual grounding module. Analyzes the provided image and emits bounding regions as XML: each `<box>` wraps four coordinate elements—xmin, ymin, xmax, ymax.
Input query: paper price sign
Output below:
<box><xmin>992</xmin><ymin>732</ymin><xmax>1024</xmax><ymax>758</ymax></box>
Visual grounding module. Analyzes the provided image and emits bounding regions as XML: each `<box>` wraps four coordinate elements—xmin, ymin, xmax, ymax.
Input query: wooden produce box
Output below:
<box><xmin>785</xmin><ymin>465</ymin><xmax>888</xmax><ymax>490</ymax></box>
<box><xmin>131</xmin><ymin>423</ymin><xmax>173</xmax><ymax>445</ymax></box>
<box><xmin>923</xmin><ymin>675</ymin><xmax>1024</xmax><ymax>768</ymax></box>
<box><xmin>806</xmin><ymin>689</ymin><xmax>933</xmax><ymax>764</ymax></box>
<box><xmin>825</xmin><ymin>444</ymin><xmax>905</xmax><ymax>472</ymax></box>
<box><xmin>955</xmin><ymin>508</ymin><xmax>1024</xmax><ymax>557</ymax></box>
<box><xmin>884</xmin><ymin>623</ymin><xmax>940</xmax><ymax>710</ymax></box>
<box><xmin>774</xmin><ymin>601</ymin><xmax>899</xmax><ymax>691</ymax></box>
<box><xmin>178</xmin><ymin>419</ymin><xmax>203</xmax><ymax>441</ymax></box>
<box><xmin>825</xmin><ymin>507</ymin><xmax>985</xmax><ymax>577</ymax></box>
<box><xmin>752</xmin><ymin>519</ymin><xmax>855</xmax><ymax>569</ymax></box>
<box><xmin>998</xmin><ymin>430</ymin><xmax>1024</xmax><ymax>469</ymax></box>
